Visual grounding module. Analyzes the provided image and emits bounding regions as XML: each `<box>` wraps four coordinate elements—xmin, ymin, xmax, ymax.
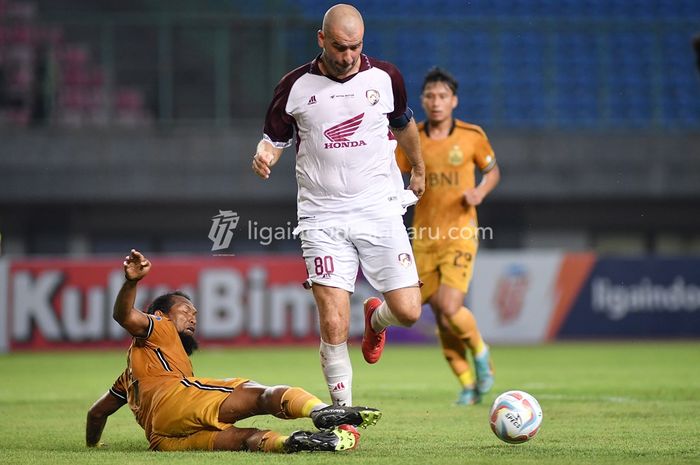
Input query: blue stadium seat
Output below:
<box><xmin>273</xmin><ymin>0</ymin><xmax>700</xmax><ymax>129</ymax></box>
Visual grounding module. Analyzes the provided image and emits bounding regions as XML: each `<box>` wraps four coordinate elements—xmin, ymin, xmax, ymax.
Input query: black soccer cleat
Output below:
<box><xmin>283</xmin><ymin>426</ymin><xmax>358</xmax><ymax>453</ymax></box>
<box><xmin>311</xmin><ymin>405</ymin><xmax>382</xmax><ymax>430</ymax></box>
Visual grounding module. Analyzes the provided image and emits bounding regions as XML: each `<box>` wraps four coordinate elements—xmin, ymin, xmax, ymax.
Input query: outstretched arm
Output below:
<box><xmin>113</xmin><ymin>249</ymin><xmax>152</xmax><ymax>337</ymax></box>
<box><xmin>391</xmin><ymin>119</ymin><xmax>425</xmax><ymax>198</ymax></box>
<box><xmin>86</xmin><ymin>391</ymin><xmax>127</xmax><ymax>447</ymax></box>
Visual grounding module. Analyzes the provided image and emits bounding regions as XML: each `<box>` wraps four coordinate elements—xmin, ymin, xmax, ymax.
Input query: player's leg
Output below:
<box><xmin>436</xmin><ymin>242</ymin><xmax>494</xmax><ymax>396</ymax></box>
<box><xmin>355</xmin><ymin>216</ymin><xmax>421</xmax><ymax>363</ymax></box>
<box><xmin>213</xmin><ymin>426</ymin><xmax>358</xmax><ymax>452</ymax></box>
<box><xmin>361</xmin><ymin>286</ymin><xmax>421</xmax><ymax>363</ymax></box>
<box><xmin>151</xmin><ymin>427</ymin><xmax>282</xmax><ymax>452</ymax></box>
<box><xmin>429</xmin><ymin>285</ymin><xmax>479</xmax><ymax>404</ymax></box>
<box><xmin>434</xmin><ymin>287</ymin><xmax>487</xmax><ymax>354</ymax></box>
<box><xmin>218</xmin><ymin>382</ymin><xmax>320</xmax><ymax>423</ymax></box>
<box><xmin>152</xmin><ymin>377</ymin><xmax>371</xmax><ymax>449</ymax></box>
<box><xmin>414</xmin><ymin>246</ymin><xmax>474</xmax><ymax>403</ymax></box>
<box><xmin>214</xmin><ymin>426</ymin><xmax>284</xmax><ymax>451</ymax></box>
<box><xmin>153</xmin><ymin>426</ymin><xmax>358</xmax><ymax>453</ymax></box>
<box><xmin>413</xmin><ymin>246</ymin><xmax>474</xmax><ymax>403</ymax></box>
<box><xmin>217</xmin><ymin>381</ymin><xmax>381</xmax><ymax>429</ymax></box>
<box><xmin>445</xmin><ymin>301</ymin><xmax>493</xmax><ymax>393</ymax></box>
<box><xmin>312</xmin><ymin>284</ymin><xmax>354</xmax><ymax>405</ymax></box>
<box><xmin>212</xmin><ymin>383</ymin><xmax>368</xmax><ymax>453</ymax></box>
<box><xmin>300</xmin><ymin>227</ymin><xmax>358</xmax><ymax>406</ymax></box>
<box><xmin>436</xmin><ymin>324</ymin><xmax>476</xmax><ymax>405</ymax></box>
<box><xmin>413</xmin><ymin>243</ymin><xmax>476</xmax><ymax>404</ymax></box>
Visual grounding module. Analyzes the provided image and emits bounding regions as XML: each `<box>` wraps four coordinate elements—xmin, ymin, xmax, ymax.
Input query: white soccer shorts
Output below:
<box><xmin>299</xmin><ymin>215</ymin><xmax>419</xmax><ymax>293</ymax></box>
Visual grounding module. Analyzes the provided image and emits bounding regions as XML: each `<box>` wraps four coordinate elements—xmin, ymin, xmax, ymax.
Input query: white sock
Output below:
<box><xmin>319</xmin><ymin>340</ymin><xmax>353</xmax><ymax>406</ymax></box>
<box><xmin>370</xmin><ymin>301</ymin><xmax>404</xmax><ymax>332</ymax></box>
<box><xmin>310</xmin><ymin>403</ymin><xmax>329</xmax><ymax>414</ymax></box>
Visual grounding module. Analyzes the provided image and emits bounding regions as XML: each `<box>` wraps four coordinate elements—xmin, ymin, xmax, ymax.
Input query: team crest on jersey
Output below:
<box><xmin>398</xmin><ymin>252</ymin><xmax>413</xmax><ymax>268</ymax></box>
<box><xmin>448</xmin><ymin>145</ymin><xmax>464</xmax><ymax>165</ymax></box>
<box><xmin>366</xmin><ymin>89</ymin><xmax>380</xmax><ymax>105</ymax></box>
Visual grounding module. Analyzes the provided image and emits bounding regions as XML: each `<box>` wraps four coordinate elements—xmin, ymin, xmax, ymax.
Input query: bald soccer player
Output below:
<box><xmin>252</xmin><ymin>4</ymin><xmax>426</xmax><ymax>406</ymax></box>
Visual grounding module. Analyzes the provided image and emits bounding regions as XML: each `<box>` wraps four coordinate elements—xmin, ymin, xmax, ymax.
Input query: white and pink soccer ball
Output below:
<box><xmin>489</xmin><ymin>390</ymin><xmax>543</xmax><ymax>444</ymax></box>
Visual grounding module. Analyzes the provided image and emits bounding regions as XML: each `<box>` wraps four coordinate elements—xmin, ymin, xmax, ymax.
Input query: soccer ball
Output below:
<box><xmin>489</xmin><ymin>390</ymin><xmax>543</xmax><ymax>444</ymax></box>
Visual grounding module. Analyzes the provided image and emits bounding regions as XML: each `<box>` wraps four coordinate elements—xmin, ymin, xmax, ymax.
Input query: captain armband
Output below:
<box><xmin>481</xmin><ymin>157</ymin><xmax>497</xmax><ymax>174</ymax></box>
<box><xmin>389</xmin><ymin>107</ymin><xmax>414</xmax><ymax>130</ymax></box>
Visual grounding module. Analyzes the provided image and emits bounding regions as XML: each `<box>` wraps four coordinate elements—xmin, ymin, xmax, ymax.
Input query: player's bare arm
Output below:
<box><xmin>463</xmin><ymin>164</ymin><xmax>501</xmax><ymax>207</ymax></box>
<box><xmin>113</xmin><ymin>249</ymin><xmax>152</xmax><ymax>337</ymax></box>
<box><xmin>86</xmin><ymin>390</ymin><xmax>126</xmax><ymax>448</ymax></box>
<box><xmin>252</xmin><ymin>140</ymin><xmax>284</xmax><ymax>180</ymax></box>
<box><xmin>391</xmin><ymin>119</ymin><xmax>425</xmax><ymax>197</ymax></box>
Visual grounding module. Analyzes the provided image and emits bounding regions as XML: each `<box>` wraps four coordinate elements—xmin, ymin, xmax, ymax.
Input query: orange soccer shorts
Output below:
<box><xmin>148</xmin><ymin>376</ymin><xmax>249</xmax><ymax>451</ymax></box>
<box><xmin>415</xmin><ymin>238</ymin><xmax>478</xmax><ymax>302</ymax></box>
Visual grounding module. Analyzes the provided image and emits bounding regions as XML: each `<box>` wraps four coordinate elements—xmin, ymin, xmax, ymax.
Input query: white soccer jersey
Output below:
<box><xmin>263</xmin><ymin>54</ymin><xmax>411</xmax><ymax>231</ymax></box>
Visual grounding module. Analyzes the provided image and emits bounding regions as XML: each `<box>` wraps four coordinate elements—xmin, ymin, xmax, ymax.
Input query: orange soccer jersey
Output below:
<box><xmin>112</xmin><ymin>315</ymin><xmax>248</xmax><ymax>450</ymax></box>
<box><xmin>396</xmin><ymin>119</ymin><xmax>496</xmax><ymax>249</ymax></box>
<box><xmin>123</xmin><ymin>314</ymin><xmax>194</xmax><ymax>439</ymax></box>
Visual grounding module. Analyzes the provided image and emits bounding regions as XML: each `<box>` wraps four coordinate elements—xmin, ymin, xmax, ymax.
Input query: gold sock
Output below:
<box><xmin>280</xmin><ymin>387</ymin><xmax>324</xmax><ymax>419</ymax></box>
<box><xmin>259</xmin><ymin>431</ymin><xmax>287</xmax><ymax>453</ymax></box>
<box><xmin>438</xmin><ymin>326</ymin><xmax>473</xmax><ymax>387</ymax></box>
<box><xmin>446</xmin><ymin>307</ymin><xmax>485</xmax><ymax>356</ymax></box>
<box><xmin>458</xmin><ymin>370</ymin><xmax>476</xmax><ymax>388</ymax></box>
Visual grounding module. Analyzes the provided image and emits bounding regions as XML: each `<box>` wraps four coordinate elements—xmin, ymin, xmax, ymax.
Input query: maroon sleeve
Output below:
<box><xmin>262</xmin><ymin>64</ymin><xmax>309</xmax><ymax>145</ymax></box>
<box><xmin>368</xmin><ymin>57</ymin><xmax>408</xmax><ymax>121</ymax></box>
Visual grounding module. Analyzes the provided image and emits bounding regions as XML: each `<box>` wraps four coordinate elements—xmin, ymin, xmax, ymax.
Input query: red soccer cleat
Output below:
<box><xmin>361</xmin><ymin>297</ymin><xmax>386</xmax><ymax>364</ymax></box>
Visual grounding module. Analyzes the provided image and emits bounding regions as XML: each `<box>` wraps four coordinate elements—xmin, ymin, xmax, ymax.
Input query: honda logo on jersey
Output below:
<box><xmin>323</xmin><ymin>113</ymin><xmax>367</xmax><ymax>149</ymax></box>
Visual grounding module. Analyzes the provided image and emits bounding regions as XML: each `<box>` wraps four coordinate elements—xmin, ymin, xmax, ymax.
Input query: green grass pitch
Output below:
<box><xmin>1</xmin><ymin>342</ymin><xmax>699</xmax><ymax>465</ymax></box>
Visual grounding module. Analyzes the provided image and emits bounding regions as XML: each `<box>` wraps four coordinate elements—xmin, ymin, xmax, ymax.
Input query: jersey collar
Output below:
<box><xmin>310</xmin><ymin>53</ymin><xmax>371</xmax><ymax>83</ymax></box>
<box><xmin>424</xmin><ymin>118</ymin><xmax>456</xmax><ymax>137</ymax></box>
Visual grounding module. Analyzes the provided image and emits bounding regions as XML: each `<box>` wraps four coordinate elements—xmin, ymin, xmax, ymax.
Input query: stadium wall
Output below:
<box><xmin>2</xmin><ymin>128</ymin><xmax>700</xmax><ymax>202</ymax></box>
<box><xmin>0</xmin><ymin>252</ymin><xmax>698</xmax><ymax>352</ymax></box>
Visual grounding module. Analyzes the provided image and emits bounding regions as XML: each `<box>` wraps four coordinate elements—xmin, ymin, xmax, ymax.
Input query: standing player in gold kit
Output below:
<box><xmin>397</xmin><ymin>68</ymin><xmax>500</xmax><ymax>405</ymax></box>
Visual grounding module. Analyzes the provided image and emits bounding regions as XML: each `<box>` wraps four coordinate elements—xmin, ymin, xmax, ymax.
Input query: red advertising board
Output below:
<box><xmin>1</xmin><ymin>255</ymin><xmax>330</xmax><ymax>350</ymax></box>
<box><xmin>4</xmin><ymin>252</ymin><xmax>696</xmax><ymax>351</ymax></box>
